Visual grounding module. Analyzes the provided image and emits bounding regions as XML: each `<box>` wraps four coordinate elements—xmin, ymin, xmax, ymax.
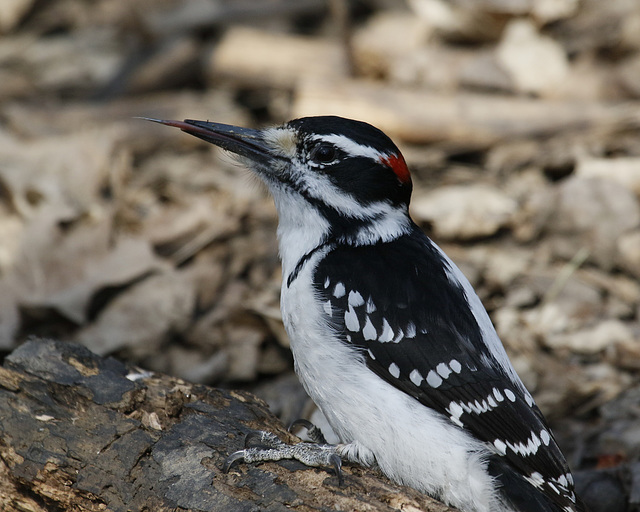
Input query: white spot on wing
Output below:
<box><xmin>426</xmin><ymin>370</ymin><xmax>442</xmax><ymax>388</ymax></box>
<box><xmin>368</xmin><ymin>349</ymin><xmax>376</xmax><ymax>360</ymax></box>
<box><xmin>345</xmin><ymin>305</ymin><xmax>359</xmax><ymax>332</ymax></box>
<box><xmin>449</xmin><ymin>359</ymin><xmax>462</xmax><ymax>373</ymax></box>
<box><xmin>540</xmin><ymin>429</ymin><xmax>551</xmax><ymax>446</ymax></box>
<box><xmin>362</xmin><ymin>316</ymin><xmax>377</xmax><ymax>340</ymax></box>
<box><xmin>378</xmin><ymin>318</ymin><xmax>394</xmax><ymax>342</ymax></box>
<box><xmin>451</xmin><ymin>417</ymin><xmax>463</xmax><ymax>428</ymax></box>
<box><xmin>392</xmin><ymin>328</ymin><xmax>404</xmax><ymax>343</ymax></box>
<box><xmin>527</xmin><ymin>471</ymin><xmax>545</xmax><ymax>488</ymax></box>
<box><xmin>469</xmin><ymin>400</ymin><xmax>485</xmax><ymax>414</ymax></box>
<box><xmin>333</xmin><ymin>282</ymin><xmax>345</xmax><ymax>298</ymax></box>
<box><xmin>388</xmin><ymin>363</ymin><xmax>400</xmax><ymax>378</ymax></box>
<box><xmin>504</xmin><ymin>389</ymin><xmax>516</xmax><ymax>402</ymax></box>
<box><xmin>323</xmin><ymin>300</ymin><xmax>332</xmax><ymax>316</ymax></box>
<box><xmin>493</xmin><ymin>439</ymin><xmax>507</xmax><ymax>455</ymax></box>
<box><xmin>531</xmin><ymin>433</ymin><xmax>541</xmax><ymax>449</ymax></box>
<box><xmin>405</xmin><ymin>322</ymin><xmax>416</xmax><ymax>338</ymax></box>
<box><xmin>366</xmin><ymin>296</ymin><xmax>376</xmax><ymax>314</ymax></box>
<box><xmin>324</xmin><ymin>276</ymin><xmax>330</xmax><ymax>288</ymax></box>
<box><xmin>493</xmin><ymin>388</ymin><xmax>504</xmax><ymax>402</ymax></box>
<box><xmin>500</xmin><ymin>431</ymin><xmax>545</xmax><ymax>458</ymax></box>
<box><xmin>409</xmin><ymin>369</ymin><xmax>423</xmax><ymax>386</ymax></box>
<box><xmin>447</xmin><ymin>401</ymin><xmax>464</xmax><ymax>427</ymax></box>
<box><xmin>436</xmin><ymin>362</ymin><xmax>451</xmax><ymax>379</ymax></box>
<box><xmin>348</xmin><ymin>290</ymin><xmax>364</xmax><ymax>307</ymax></box>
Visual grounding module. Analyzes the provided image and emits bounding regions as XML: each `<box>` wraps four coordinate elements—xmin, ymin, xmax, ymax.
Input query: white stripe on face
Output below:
<box><xmin>310</xmin><ymin>134</ymin><xmax>384</xmax><ymax>162</ymax></box>
<box><xmin>259</xmin><ymin>127</ymin><xmax>412</xmax><ymax>244</ymax></box>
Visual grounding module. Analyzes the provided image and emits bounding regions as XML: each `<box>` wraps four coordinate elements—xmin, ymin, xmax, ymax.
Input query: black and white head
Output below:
<box><xmin>147</xmin><ymin>116</ymin><xmax>414</xmax><ymax>248</ymax></box>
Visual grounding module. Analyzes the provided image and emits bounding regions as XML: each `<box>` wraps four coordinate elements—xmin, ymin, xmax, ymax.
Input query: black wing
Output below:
<box><xmin>312</xmin><ymin>226</ymin><xmax>581</xmax><ymax>512</ymax></box>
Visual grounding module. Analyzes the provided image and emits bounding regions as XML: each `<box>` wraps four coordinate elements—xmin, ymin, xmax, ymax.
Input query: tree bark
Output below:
<box><xmin>0</xmin><ymin>338</ymin><xmax>455</xmax><ymax>512</ymax></box>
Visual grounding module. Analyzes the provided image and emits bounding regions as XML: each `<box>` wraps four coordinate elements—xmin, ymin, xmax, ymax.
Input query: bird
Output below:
<box><xmin>147</xmin><ymin>115</ymin><xmax>586</xmax><ymax>512</ymax></box>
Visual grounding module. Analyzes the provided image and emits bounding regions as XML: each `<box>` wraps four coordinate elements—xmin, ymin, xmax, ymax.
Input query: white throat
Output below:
<box><xmin>271</xmin><ymin>187</ymin><xmax>330</xmax><ymax>280</ymax></box>
<box><xmin>270</xmin><ymin>185</ymin><xmax>412</xmax><ymax>283</ymax></box>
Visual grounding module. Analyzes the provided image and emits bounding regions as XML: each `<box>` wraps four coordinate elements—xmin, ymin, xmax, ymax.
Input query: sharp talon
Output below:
<box><xmin>329</xmin><ymin>453</ymin><xmax>343</xmax><ymax>486</ymax></box>
<box><xmin>289</xmin><ymin>418</ymin><xmax>315</xmax><ymax>432</ymax></box>
<box><xmin>289</xmin><ymin>418</ymin><xmax>328</xmax><ymax>444</ymax></box>
<box><xmin>223</xmin><ymin>450</ymin><xmax>246</xmax><ymax>473</ymax></box>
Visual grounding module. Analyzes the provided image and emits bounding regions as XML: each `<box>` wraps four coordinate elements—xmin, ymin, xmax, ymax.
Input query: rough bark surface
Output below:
<box><xmin>0</xmin><ymin>338</ymin><xmax>455</xmax><ymax>512</ymax></box>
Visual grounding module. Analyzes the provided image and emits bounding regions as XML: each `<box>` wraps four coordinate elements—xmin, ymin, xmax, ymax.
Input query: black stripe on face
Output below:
<box><xmin>287</xmin><ymin>117</ymin><xmax>413</xmax><ymax>207</ymax></box>
<box><xmin>318</xmin><ymin>156</ymin><xmax>411</xmax><ymax>207</ymax></box>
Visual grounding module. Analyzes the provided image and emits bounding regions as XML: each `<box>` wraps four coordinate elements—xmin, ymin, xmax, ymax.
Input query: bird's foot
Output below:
<box><xmin>289</xmin><ymin>418</ymin><xmax>329</xmax><ymax>444</ymax></box>
<box><xmin>223</xmin><ymin>422</ymin><xmax>343</xmax><ymax>484</ymax></box>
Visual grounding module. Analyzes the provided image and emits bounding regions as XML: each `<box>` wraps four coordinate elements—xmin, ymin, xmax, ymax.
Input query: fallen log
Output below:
<box><xmin>0</xmin><ymin>338</ymin><xmax>455</xmax><ymax>512</ymax></box>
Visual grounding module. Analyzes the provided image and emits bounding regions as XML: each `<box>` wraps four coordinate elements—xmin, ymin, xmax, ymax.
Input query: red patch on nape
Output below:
<box><xmin>381</xmin><ymin>153</ymin><xmax>411</xmax><ymax>184</ymax></box>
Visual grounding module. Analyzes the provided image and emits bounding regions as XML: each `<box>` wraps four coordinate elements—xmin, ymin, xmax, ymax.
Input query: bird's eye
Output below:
<box><xmin>310</xmin><ymin>143</ymin><xmax>337</xmax><ymax>164</ymax></box>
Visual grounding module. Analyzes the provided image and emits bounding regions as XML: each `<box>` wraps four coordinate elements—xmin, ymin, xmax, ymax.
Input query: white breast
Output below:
<box><xmin>268</xmin><ymin>185</ymin><xmax>509</xmax><ymax>511</ymax></box>
<box><xmin>280</xmin><ymin>249</ymin><xmax>505</xmax><ymax>512</ymax></box>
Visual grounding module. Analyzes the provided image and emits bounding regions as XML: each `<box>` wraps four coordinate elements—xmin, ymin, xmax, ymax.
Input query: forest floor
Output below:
<box><xmin>1</xmin><ymin>1</ymin><xmax>640</xmax><ymax>510</ymax></box>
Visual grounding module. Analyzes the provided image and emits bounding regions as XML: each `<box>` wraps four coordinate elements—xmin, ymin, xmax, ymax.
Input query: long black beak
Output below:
<box><xmin>141</xmin><ymin>118</ymin><xmax>275</xmax><ymax>164</ymax></box>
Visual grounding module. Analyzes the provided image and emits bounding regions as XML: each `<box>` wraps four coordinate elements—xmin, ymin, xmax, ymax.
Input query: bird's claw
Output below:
<box><xmin>329</xmin><ymin>453</ymin><xmax>343</xmax><ymax>485</ymax></box>
<box><xmin>222</xmin><ymin>429</ymin><xmax>344</xmax><ymax>485</ymax></box>
<box><xmin>222</xmin><ymin>450</ymin><xmax>246</xmax><ymax>474</ymax></box>
<box><xmin>289</xmin><ymin>418</ymin><xmax>328</xmax><ymax>444</ymax></box>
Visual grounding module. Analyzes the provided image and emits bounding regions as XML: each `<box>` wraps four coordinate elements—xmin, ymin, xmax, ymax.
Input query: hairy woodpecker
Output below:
<box><xmin>148</xmin><ymin>115</ymin><xmax>585</xmax><ymax>512</ymax></box>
